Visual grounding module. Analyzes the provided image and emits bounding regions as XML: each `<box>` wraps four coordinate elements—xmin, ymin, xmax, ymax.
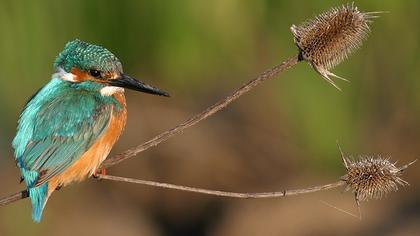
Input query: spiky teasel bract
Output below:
<box><xmin>291</xmin><ymin>3</ymin><xmax>378</xmax><ymax>90</ymax></box>
<box><xmin>340</xmin><ymin>155</ymin><xmax>416</xmax><ymax>204</ymax></box>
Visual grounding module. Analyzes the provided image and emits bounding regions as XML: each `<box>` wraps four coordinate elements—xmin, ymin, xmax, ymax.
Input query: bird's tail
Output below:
<box><xmin>29</xmin><ymin>183</ymin><xmax>48</xmax><ymax>222</ymax></box>
<box><xmin>20</xmin><ymin>168</ymin><xmax>49</xmax><ymax>222</ymax></box>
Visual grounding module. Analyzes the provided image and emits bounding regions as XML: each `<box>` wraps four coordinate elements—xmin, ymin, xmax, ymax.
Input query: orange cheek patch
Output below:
<box><xmin>70</xmin><ymin>67</ymin><xmax>90</xmax><ymax>82</ymax></box>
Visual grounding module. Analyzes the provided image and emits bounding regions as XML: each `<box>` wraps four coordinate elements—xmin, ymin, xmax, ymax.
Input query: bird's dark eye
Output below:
<box><xmin>89</xmin><ymin>69</ymin><xmax>101</xmax><ymax>78</ymax></box>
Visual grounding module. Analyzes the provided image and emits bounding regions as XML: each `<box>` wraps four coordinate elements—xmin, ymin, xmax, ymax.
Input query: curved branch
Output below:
<box><xmin>101</xmin><ymin>55</ymin><xmax>299</xmax><ymax>168</ymax></box>
<box><xmin>98</xmin><ymin>174</ymin><xmax>346</xmax><ymax>198</ymax></box>
<box><xmin>0</xmin><ymin>190</ymin><xmax>28</xmax><ymax>206</ymax></box>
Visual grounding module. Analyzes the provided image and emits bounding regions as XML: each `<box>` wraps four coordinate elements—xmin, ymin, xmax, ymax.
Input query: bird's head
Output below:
<box><xmin>53</xmin><ymin>39</ymin><xmax>169</xmax><ymax>97</ymax></box>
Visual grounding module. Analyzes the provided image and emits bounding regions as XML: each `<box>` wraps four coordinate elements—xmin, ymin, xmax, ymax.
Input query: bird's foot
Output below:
<box><xmin>92</xmin><ymin>168</ymin><xmax>107</xmax><ymax>179</ymax></box>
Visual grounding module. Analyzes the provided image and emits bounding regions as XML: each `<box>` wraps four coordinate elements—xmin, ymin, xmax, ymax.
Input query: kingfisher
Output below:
<box><xmin>12</xmin><ymin>39</ymin><xmax>169</xmax><ymax>222</ymax></box>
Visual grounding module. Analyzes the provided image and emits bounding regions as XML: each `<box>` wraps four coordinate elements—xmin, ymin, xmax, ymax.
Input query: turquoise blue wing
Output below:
<box><xmin>13</xmin><ymin>88</ymin><xmax>113</xmax><ymax>186</ymax></box>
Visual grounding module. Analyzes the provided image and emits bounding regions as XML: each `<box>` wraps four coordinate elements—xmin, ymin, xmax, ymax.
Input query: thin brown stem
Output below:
<box><xmin>0</xmin><ymin>190</ymin><xmax>28</xmax><ymax>206</ymax></box>
<box><xmin>0</xmin><ymin>55</ymin><xmax>299</xmax><ymax>206</ymax></box>
<box><xmin>98</xmin><ymin>174</ymin><xmax>346</xmax><ymax>199</ymax></box>
<box><xmin>101</xmin><ymin>55</ymin><xmax>299</xmax><ymax>168</ymax></box>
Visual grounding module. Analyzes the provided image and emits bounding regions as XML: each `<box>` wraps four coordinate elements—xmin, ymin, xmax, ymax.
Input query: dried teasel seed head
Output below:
<box><xmin>291</xmin><ymin>3</ymin><xmax>378</xmax><ymax>90</ymax></box>
<box><xmin>341</xmin><ymin>156</ymin><xmax>416</xmax><ymax>203</ymax></box>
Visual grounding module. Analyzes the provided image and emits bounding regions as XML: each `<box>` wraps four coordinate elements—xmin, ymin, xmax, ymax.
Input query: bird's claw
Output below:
<box><xmin>92</xmin><ymin>168</ymin><xmax>107</xmax><ymax>179</ymax></box>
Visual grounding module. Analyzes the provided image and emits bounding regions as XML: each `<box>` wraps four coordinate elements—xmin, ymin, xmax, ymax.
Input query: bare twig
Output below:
<box><xmin>101</xmin><ymin>55</ymin><xmax>299</xmax><ymax>168</ymax></box>
<box><xmin>0</xmin><ymin>190</ymin><xmax>28</xmax><ymax>206</ymax></box>
<box><xmin>97</xmin><ymin>174</ymin><xmax>346</xmax><ymax>198</ymax></box>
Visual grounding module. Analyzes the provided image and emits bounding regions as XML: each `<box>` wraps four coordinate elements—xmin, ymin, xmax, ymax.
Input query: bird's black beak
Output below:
<box><xmin>108</xmin><ymin>74</ymin><xmax>170</xmax><ymax>97</ymax></box>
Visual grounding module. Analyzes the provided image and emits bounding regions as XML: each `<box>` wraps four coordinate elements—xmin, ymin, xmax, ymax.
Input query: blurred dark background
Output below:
<box><xmin>1</xmin><ymin>0</ymin><xmax>419</xmax><ymax>235</ymax></box>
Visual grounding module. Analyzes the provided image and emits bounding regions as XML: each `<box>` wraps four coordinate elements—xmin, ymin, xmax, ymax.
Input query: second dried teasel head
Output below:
<box><xmin>337</xmin><ymin>144</ymin><xmax>416</xmax><ymax>205</ymax></box>
<box><xmin>291</xmin><ymin>3</ymin><xmax>378</xmax><ymax>90</ymax></box>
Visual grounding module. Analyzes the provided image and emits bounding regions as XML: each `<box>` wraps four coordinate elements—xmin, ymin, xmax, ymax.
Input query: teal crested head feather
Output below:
<box><xmin>54</xmin><ymin>39</ymin><xmax>123</xmax><ymax>74</ymax></box>
<box><xmin>53</xmin><ymin>39</ymin><xmax>169</xmax><ymax>97</ymax></box>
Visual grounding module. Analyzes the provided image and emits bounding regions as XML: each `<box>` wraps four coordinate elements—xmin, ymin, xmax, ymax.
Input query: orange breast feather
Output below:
<box><xmin>47</xmin><ymin>93</ymin><xmax>127</xmax><ymax>196</ymax></box>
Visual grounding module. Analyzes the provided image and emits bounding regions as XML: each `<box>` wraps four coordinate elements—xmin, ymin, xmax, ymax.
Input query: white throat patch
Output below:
<box><xmin>100</xmin><ymin>86</ymin><xmax>124</xmax><ymax>96</ymax></box>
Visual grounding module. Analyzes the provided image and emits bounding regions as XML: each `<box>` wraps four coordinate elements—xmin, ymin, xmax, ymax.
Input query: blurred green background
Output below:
<box><xmin>1</xmin><ymin>0</ymin><xmax>419</xmax><ymax>235</ymax></box>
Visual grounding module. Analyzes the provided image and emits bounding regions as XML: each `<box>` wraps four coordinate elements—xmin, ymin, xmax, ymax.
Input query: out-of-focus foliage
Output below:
<box><xmin>1</xmin><ymin>1</ymin><xmax>419</xmax><ymax>235</ymax></box>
